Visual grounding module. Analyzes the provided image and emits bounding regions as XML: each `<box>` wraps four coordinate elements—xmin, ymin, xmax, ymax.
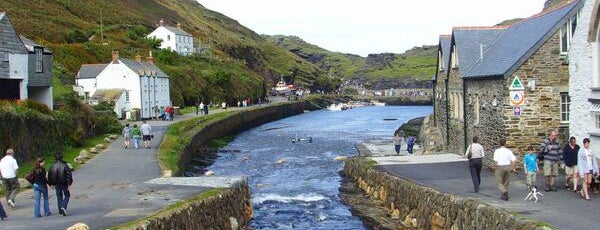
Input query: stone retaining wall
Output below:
<box><xmin>343</xmin><ymin>158</ymin><xmax>548</xmax><ymax>230</ymax></box>
<box><xmin>118</xmin><ymin>179</ymin><xmax>252</xmax><ymax>230</ymax></box>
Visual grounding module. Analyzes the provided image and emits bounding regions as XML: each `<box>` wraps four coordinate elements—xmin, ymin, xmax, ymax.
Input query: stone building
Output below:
<box><xmin>432</xmin><ymin>35</ymin><xmax>451</xmax><ymax>135</ymax></box>
<box><xmin>431</xmin><ymin>0</ymin><xmax>583</xmax><ymax>165</ymax></box>
<box><xmin>569</xmin><ymin>0</ymin><xmax>598</xmax><ymax>150</ymax></box>
<box><xmin>462</xmin><ymin>0</ymin><xmax>582</xmax><ymax>165</ymax></box>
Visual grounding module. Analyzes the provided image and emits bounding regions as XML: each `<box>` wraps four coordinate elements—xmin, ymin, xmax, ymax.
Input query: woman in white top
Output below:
<box><xmin>577</xmin><ymin>138</ymin><xmax>598</xmax><ymax>200</ymax></box>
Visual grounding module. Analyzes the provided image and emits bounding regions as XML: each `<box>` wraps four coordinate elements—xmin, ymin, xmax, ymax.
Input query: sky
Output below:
<box><xmin>197</xmin><ymin>0</ymin><xmax>548</xmax><ymax>57</ymax></box>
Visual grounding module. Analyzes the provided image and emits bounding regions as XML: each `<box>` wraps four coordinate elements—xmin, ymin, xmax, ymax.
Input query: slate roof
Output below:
<box><xmin>163</xmin><ymin>26</ymin><xmax>192</xmax><ymax>36</ymax></box>
<box><xmin>120</xmin><ymin>58</ymin><xmax>169</xmax><ymax>78</ymax></box>
<box><xmin>0</xmin><ymin>12</ymin><xmax>27</xmax><ymax>54</ymax></box>
<box><xmin>452</xmin><ymin>27</ymin><xmax>506</xmax><ymax>77</ymax></box>
<box><xmin>464</xmin><ymin>0</ymin><xmax>583</xmax><ymax>78</ymax></box>
<box><xmin>91</xmin><ymin>88</ymin><xmax>125</xmax><ymax>102</ymax></box>
<box><xmin>440</xmin><ymin>35</ymin><xmax>452</xmax><ymax>70</ymax></box>
<box><xmin>19</xmin><ymin>36</ymin><xmax>52</xmax><ymax>53</ymax></box>
<box><xmin>76</xmin><ymin>64</ymin><xmax>107</xmax><ymax>79</ymax></box>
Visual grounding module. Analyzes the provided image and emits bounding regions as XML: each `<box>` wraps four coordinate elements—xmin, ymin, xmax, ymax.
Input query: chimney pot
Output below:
<box><xmin>135</xmin><ymin>53</ymin><xmax>142</xmax><ymax>62</ymax></box>
<box><xmin>159</xmin><ymin>19</ymin><xmax>164</xmax><ymax>27</ymax></box>
<box><xmin>147</xmin><ymin>50</ymin><xmax>154</xmax><ymax>64</ymax></box>
<box><xmin>112</xmin><ymin>50</ymin><xmax>119</xmax><ymax>63</ymax></box>
<box><xmin>177</xmin><ymin>23</ymin><xmax>181</xmax><ymax>29</ymax></box>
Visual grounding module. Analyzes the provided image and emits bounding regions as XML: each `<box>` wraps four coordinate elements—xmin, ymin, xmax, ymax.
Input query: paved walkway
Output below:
<box><xmin>0</xmin><ymin>108</ymin><xmax>247</xmax><ymax>229</ymax></box>
<box><xmin>361</xmin><ymin>143</ymin><xmax>600</xmax><ymax>230</ymax></box>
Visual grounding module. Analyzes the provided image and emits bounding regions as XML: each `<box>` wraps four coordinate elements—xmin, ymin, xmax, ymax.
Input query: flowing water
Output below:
<box><xmin>204</xmin><ymin>106</ymin><xmax>432</xmax><ymax>229</ymax></box>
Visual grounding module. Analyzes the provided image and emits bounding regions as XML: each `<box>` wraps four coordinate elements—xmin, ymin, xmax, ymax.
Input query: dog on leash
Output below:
<box><xmin>524</xmin><ymin>185</ymin><xmax>544</xmax><ymax>202</ymax></box>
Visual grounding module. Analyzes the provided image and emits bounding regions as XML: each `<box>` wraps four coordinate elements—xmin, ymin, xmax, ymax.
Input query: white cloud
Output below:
<box><xmin>197</xmin><ymin>0</ymin><xmax>547</xmax><ymax>56</ymax></box>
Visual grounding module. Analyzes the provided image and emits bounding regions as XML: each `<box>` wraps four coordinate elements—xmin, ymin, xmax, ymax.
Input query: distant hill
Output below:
<box><xmin>0</xmin><ymin>0</ymin><xmax>337</xmax><ymax>105</ymax></box>
<box><xmin>263</xmin><ymin>35</ymin><xmax>436</xmax><ymax>90</ymax></box>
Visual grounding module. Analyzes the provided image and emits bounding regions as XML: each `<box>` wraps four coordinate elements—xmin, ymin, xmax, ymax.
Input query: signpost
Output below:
<box><xmin>510</xmin><ymin>76</ymin><xmax>525</xmax><ymax>116</ymax></box>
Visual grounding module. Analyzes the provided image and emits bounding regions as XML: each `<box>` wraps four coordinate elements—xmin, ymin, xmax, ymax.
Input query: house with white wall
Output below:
<box><xmin>569</xmin><ymin>0</ymin><xmax>600</xmax><ymax>150</ymax></box>
<box><xmin>147</xmin><ymin>19</ymin><xmax>194</xmax><ymax>56</ymax></box>
<box><xmin>75</xmin><ymin>51</ymin><xmax>171</xmax><ymax>119</ymax></box>
<box><xmin>0</xmin><ymin>13</ymin><xmax>53</xmax><ymax>109</ymax></box>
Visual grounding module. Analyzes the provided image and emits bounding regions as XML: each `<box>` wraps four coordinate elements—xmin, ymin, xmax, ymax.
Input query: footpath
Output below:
<box><xmin>360</xmin><ymin>141</ymin><xmax>600</xmax><ymax>230</ymax></box>
<box><xmin>0</xmin><ymin>107</ymin><xmax>248</xmax><ymax>229</ymax></box>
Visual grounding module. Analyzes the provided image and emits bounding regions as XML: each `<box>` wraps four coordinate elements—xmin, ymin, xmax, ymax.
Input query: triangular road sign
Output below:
<box><xmin>510</xmin><ymin>76</ymin><xmax>525</xmax><ymax>90</ymax></box>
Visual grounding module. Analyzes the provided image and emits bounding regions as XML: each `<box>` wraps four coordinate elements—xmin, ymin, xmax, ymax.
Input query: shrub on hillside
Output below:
<box><xmin>17</xmin><ymin>99</ymin><xmax>52</xmax><ymax>115</ymax></box>
<box><xmin>95</xmin><ymin>113</ymin><xmax>121</xmax><ymax>135</ymax></box>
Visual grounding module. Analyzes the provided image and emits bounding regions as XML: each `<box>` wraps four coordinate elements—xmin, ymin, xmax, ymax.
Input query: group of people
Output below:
<box><xmin>195</xmin><ymin>102</ymin><xmax>209</xmax><ymax>116</ymax></box>
<box><xmin>466</xmin><ymin>130</ymin><xmax>600</xmax><ymax>201</ymax></box>
<box><xmin>393</xmin><ymin>131</ymin><xmax>416</xmax><ymax>155</ymax></box>
<box><xmin>122</xmin><ymin>121</ymin><xmax>153</xmax><ymax>149</ymax></box>
<box><xmin>154</xmin><ymin>106</ymin><xmax>175</xmax><ymax>121</ymax></box>
<box><xmin>0</xmin><ymin>149</ymin><xmax>73</xmax><ymax>219</ymax></box>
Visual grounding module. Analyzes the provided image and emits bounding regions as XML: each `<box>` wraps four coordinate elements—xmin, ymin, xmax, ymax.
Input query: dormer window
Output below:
<box><xmin>451</xmin><ymin>45</ymin><xmax>458</xmax><ymax>68</ymax></box>
<box><xmin>35</xmin><ymin>48</ymin><xmax>43</xmax><ymax>73</ymax></box>
<box><xmin>560</xmin><ymin>12</ymin><xmax>579</xmax><ymax>55</ymax></box>
<box><xmin>438</xmin><ymin>50</ymin><xmax>444</xmax><ymax>71</ymax></box>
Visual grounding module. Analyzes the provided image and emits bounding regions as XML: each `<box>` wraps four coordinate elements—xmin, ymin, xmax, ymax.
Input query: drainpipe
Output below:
<box><xmin>432</xmin><ymin>80</ymin><xmax>437</xmax><ymax>126</ymax></box>
<box><xmin>445</xmin><ymin>78</ymin><xmax>449</xmax><ymax>146</ymax></box>
<box><xmin>463</xmin><ymin>79</ymin><xmax>468</xmax><ymax>153</ymax></box>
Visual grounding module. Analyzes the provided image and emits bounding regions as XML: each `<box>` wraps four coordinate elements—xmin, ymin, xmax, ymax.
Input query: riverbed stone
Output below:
<box><xmin>79</xmin><ymin>150</ymin><xmax>91</xmax><ymax>159</ymax></box>
<box><xmin>89</xmin><ymin>147</ymin><xmax>98</xmax><ymax>154</ymax></box>
<box><xmin>95</xmin><ymin>144</ymin><xmax>106</xmax><ymax>150</ymax></box>
<box><xmin>104</xmin><ymin>137</ymin><xmax>111</xmax><ymax>143</ymax></box>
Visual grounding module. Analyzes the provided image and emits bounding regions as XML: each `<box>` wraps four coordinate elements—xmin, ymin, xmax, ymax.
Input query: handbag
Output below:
<box><xmin>25</xmin><ymin>173</ymin><xmax>34</xmax><ymax>184</ymax></box>
<box><xmin>467</xmin><ymin>144</ymin><xmax>473</xmax><ymax>159</ymax></box>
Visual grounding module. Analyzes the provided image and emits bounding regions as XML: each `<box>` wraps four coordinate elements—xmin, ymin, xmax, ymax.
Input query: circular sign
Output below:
<box><xmin>510</xmin><ymin>91</ymin><xmax>525</xmax><ymax>106</ymax></box>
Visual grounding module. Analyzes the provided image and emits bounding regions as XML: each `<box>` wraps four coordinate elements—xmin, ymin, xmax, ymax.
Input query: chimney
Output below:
<box><xmin>135</xmin><ymin>53</ymin><xmax>142</xmax><ymax>62</ymax></box>
<box><xmin>147</xmin><ymin>50</ymin><xmax>154</xmax><ymax>64</ymax></box>
<box><xmin>159</xmin><ymin>19</ymin><xmax>164</xmax><ymax>27</ymax></box>
<box><xmin>177</xmin><ymin>22</ymin><xmax>181</xmax><ymax>29</ymax></box>
<box><xmin>111</xmin><ymin>50</ymin><xmax>119</xmax><ymax>63</ymax></box>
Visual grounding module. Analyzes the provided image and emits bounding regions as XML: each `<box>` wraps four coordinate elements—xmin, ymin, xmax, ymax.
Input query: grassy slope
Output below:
<box><xmin>0</xmin><ymin>0</ymin><xmax>327</xmax><ymax>105</ymax></box>
<box><xmin>263</xmin><ymin>35</ymin><xmax>437</xmax><ymax>86</ymax></box>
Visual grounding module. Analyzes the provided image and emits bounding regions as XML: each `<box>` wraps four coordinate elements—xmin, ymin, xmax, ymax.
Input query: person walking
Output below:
<box><xmin>122</xmin><ymin>124</ymin><xmax>132</xmax><ymax>149</ymax></box>
<box><xmin>406</xmin><ymin>136</ymin><xmax>416</xmax><ymax>155</ymax></box>
<box><xmin>47</xmin><ymin>153</ymin><xmax>72</xmax><ymax>216</ymax></box>
<box><xmin>0</xmin><ymin>201</ymin><xmax>6</xmax><ymax>220</ymax></box>
<box><xmin>32</xmin><ymin>157</ymin><xmax>51</xmax><ymax>218</ymax></box>
<box><xmin>493</xmin><ymin>139</ymin><xmax>517</xmax><ymax>201</ymax></box>
<box><xmin>563</xmin><ymin>136</ymin><xmax>580</xmax><ymax>191</ymax></box>
<box><xmin>393</xmin><ymin>131</ymin><xmax>404</xmax><ymax>155</ymax></box>
<box><xmin>203</xmin><ymin>103</ymin><xmax>209</xmax><ymax>115</ymax></box>
<box><xmin>540</xmin><ymin>130</ymin><xmax>563</xmax><ymax>192</ymax></box>
<box><xmin>0</xmin><ymin>148</ymin><xmax>19</xmax><ymax>208</ymax></box>
<box><xmin>577</xmin><ymin>138</ymin><xmax>598</xmax><ymax>200</ymax></box>
<box><xmin>199</xmin><ymin>102</ymin><xmax>205</xmax><ymax>115</ymax></box>
<box><xmin>140</xmin><ymin>120</ymin><xmax>152</xmax><ymax>149</ymax></box>
<box><xmin>465</xmin><ymin>136</ymin><xmax>485</xmax><ymax>193</ymax></box>
<box><xmin>523</xmin><ymin>145</ymin><xmax>539</xmax><ymax>187</ymax></box>
<box><xmin>131</xmin><ymin>124</ymin><xmax>142</xmax><ymax>149</ymax></box>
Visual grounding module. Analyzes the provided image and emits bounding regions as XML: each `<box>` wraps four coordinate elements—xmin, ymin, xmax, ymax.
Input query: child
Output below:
<box><xmin>523</xmin><ymin>145</ymin><xmax>538</xmax><ymax>187</ymax></box>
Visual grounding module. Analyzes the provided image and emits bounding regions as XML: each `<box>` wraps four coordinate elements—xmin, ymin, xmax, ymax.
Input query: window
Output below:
<box><xmin>125</xmin><ymin>91</ymin><xmax>130</xmax><ymax>102</ymax></box>
<box><xmin>35</xmin><ymin>48</ymin><xmax>43</xmax><ymax>73</ymax></box>
<box><xmin>560</xmin><ymin>14</ymin><xmax>579</xmax><ymax>55</ymax></box>
<box><xmin>438</xmin><ymin>50</ymin><xmax>444</xmax><ymax>71</ymax></box>
<box><xmin>2</xmin><ymin>51</ymin><xmax>8</xmax><ymax>62</ymax></box>
<box><xmin>451</xmin><ymin>45</ymin><xmax>458</xmax><ymax>68</ymax></box>
<box><xmin>596</xmin><ymin>114</ymin><xmax>600</xmax><ymax>129</ymax></box>
<box><xmin>560</xmin><ymin>93</ymin><xmax>570</xmax><ymax>123</ymax></box>
<box><xmin>167</xmin><ymin>35</ymin><xmax>171</xmax><ymax>41</ymax></box>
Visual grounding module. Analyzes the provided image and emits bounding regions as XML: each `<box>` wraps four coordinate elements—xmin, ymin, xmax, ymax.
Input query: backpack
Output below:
<box><xmin>25</xmin><ymin>172</ymin><xmax>34</xmax><ymax>184</ymax></box>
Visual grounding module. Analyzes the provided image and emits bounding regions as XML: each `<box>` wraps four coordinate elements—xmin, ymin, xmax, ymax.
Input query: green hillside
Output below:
<box><xmin>0</xmin><ymin>0</ymin><xmax>336</xmax><ymax>105</ymax></box>
<box><xmin>264</xmin><ymin>35</ymin><xmax>436</xmax><ymax>89</ymax></box>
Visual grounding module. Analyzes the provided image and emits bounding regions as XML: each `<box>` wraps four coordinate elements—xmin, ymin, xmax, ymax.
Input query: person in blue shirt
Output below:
<box><xmin>406</xmin><ymin>136</ymin><xmax>416</xmax><ymax>155</ymax></box>
<box><xmin>523</xmin><ymin>145</ymin><xmax>539</xmax><ymax>187</ymax></box>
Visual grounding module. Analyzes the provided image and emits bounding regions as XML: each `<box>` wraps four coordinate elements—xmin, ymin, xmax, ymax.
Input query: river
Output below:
<box><xmin>203</xmin><ymin>106</ymin><xmax>432</xmax><ymax>229</ymax></box>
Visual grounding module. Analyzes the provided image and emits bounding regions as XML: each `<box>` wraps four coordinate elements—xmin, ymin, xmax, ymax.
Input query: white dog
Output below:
<box><xmin>524</xmin><ymin>185</ymin><xmax>544</xmax><ymax>202</ymax></box>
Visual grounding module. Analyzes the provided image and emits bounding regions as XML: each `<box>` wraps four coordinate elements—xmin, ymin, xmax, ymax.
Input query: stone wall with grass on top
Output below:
<box><xmin>115</xmin><ymin>179</ymin><xmax>253</xmax><ymax>230</ymax></box>
<box><xmin>343</xmin><ymin>157</ymin><xmax>552</xmax><ymax>230</ymax></box>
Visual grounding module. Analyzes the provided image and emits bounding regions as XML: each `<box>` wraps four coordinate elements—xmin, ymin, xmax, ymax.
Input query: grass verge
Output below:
<box><xmin>158</xmin><ymin>111</ymin><xmax>238</xmax><ymax>176</ymax></box>
<box><xmin>114</xmin><ymin>188</ymin><xmax>224</xmax><ymax>229</ymax></box>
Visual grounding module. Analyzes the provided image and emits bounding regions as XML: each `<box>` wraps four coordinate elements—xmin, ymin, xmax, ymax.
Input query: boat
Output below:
<box><xmin>275</xmin><ymin>77</ymin><xmax>290</xmax><ymax>92</ymax></box>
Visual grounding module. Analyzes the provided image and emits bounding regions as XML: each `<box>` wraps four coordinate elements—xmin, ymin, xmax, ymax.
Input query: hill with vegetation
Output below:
<box><xmin>263</xmin><ymin>35</ymin><xmax>436</xmax><ymax>90</ymax></box>
<box><xmin>0</xmin><ymin>0</ymin><xmax>340</xmax><ymax>106</ymax></box>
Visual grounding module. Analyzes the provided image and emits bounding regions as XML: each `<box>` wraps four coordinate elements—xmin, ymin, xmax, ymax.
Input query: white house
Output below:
<box><xmin>569</xmin><ymin>0</ymin><xmax>600</xmax><ymax>150</ymax></box>
<box><xmin>0</xmin><ymin>13</ymin><xmax>53</xmax><ymax>109</ymax></box>
<box><xmin>75</xmin><ymin>51</ymin><xmax>171</xmax><ymax>119</ymax></box>
<box><xmin>147</xmin><ymin>19</ymin><xmax>194</xmax><ymax>56</ymax></box>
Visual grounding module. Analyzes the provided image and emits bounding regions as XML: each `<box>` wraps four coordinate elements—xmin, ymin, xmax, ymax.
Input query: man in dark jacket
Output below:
<box><xmin>47</xmin><ymin>153</ymin><xmax>72</xmax><ymax>216</ymax></box>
